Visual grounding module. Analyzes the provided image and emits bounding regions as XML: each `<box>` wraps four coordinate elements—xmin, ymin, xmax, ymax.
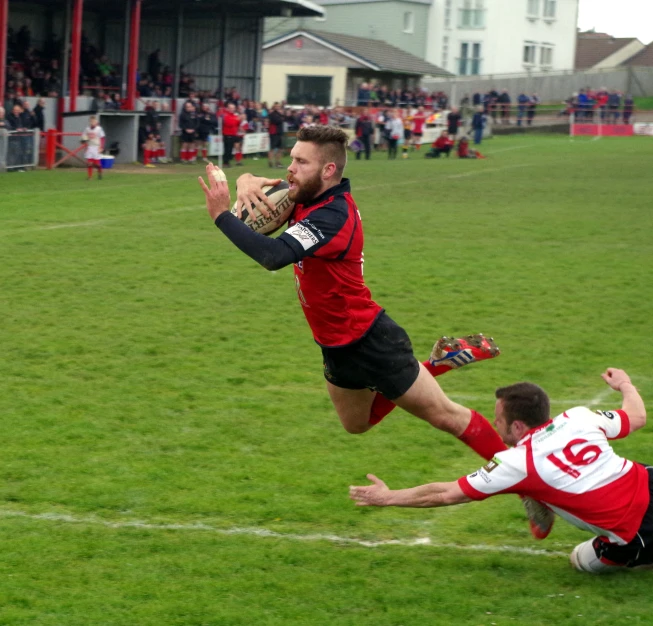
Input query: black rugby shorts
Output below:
<box><xmin>592</xmin><ymin>465</ymin><xmax>653</xmax><ymax>567</ymax></box>
<box><xmin>321</xmin><ymin>311</ymin><xmax>420</xmax><ymax>400</ymax></box>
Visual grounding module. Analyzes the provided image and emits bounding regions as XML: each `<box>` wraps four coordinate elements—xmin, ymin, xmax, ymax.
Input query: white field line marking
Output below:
<box><xmin>356</xmin><ymin>163</ymin><xmax>530</xmax><ymax>191</ymax></box>
<box><xmin>36</xmin><ymin>219</ymin><xmax>110</xmax><ymax>231</ymax></box>
<box><xmin>588</xmin><ymin>386</ymin><xmax>616</xmax><ymax>407</ymax></box>
<box><xmin>0</xmin><ymin>205</ymin><xmax>205</xmax><ymax>236</ymax></box>
<box><xmin>0</xmin><ymin>509</ymin><xmax>567</xmax><ymax>557</ymax></box>
<box><xmin>2</xmin><ymin>178</ymin><xmax>186</xmax><ymax>197</ymax></box>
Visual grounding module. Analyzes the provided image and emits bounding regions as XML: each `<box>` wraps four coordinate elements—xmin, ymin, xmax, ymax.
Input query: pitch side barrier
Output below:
<box><xmin>43</xmin><ymin>130</ymin><xmax>87</xmax><ymax>169</ymax></box>
<box><xmin>0</xmin><ymin>129</ymin><xmax>40</xmax><ymax>172</ymax></box>
<box><xmin>568</xmin><ymin>108</ymin><xmax>653</xmax><ymax>138</ymax></box>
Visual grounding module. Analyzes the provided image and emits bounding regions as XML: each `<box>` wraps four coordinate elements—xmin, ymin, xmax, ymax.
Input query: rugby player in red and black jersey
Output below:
<box><xmin>198</xmin><ymin>126</ymin><xmax>552</xmax><ymax>538</ymax></box>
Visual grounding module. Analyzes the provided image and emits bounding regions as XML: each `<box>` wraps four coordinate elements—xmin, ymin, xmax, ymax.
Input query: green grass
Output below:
<box><xmin>634</xmin><ymin>96</ymin><xmax>653</xmax><ymax>110</ymax></box>
<box><xmin>1</xmin><ymin>135</ymin><xmax>652</xmax><ymax>625</ymax></box>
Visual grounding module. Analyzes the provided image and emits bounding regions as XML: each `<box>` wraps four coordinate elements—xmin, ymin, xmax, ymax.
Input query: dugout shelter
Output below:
<box><xmin>1</xmin><ymin>0</ymin><xmax>324</xmax><ymax>163</ymax></box>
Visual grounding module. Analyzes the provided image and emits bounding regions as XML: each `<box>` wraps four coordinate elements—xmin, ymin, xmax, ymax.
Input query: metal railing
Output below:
<box><xmin>0</xmin><ymin>129</ymin><xmax>40</xmax><ymax>172</ymax></box>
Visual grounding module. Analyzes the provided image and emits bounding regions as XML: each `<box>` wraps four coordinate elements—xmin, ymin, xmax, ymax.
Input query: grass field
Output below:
<box><xmin>1</xmin><ymin>134</ymin><xmax>652</xmax><ymax>625</ymax></box>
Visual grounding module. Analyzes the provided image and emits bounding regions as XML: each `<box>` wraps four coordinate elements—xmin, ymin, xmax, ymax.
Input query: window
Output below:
<box><xmin>459</xmin><ymin>0</ymin><xmax>485</xmax><ymax>28</ymax></box>
<box><xmin>527</xmin><ymin>0</ymin><xmax>540</xmax><ymax>17</ymax></box>
<box><xmin>458</xmin><ymin>42</ymin><xmax>482</xmax><ymax>75</ymax></box>
<box><xmin>543</xmin><ymin>0</ymin><xmax>556</xmax><ymax>18</ymax></box>
<box><xmin>523</xmin><ymin>42</ymin><xmax>537</xmax><ymax>65</ymax></box>
<box><xmin>540</xmin><ymin>44</ymin><xmax>554</xmax><ymax>66</ymax></box>
<box><xmin>403</xmin><ymin>11</ymin><xmax>414</xmax><ymax>33</ymax></box>
<box><xmin>286</xmin><ymin>75</ymin><xmax>332</xmax><ymax>107</ymax></box>
<box><xmin>442</xmin><ymin>35</ymin><xmax>450</xmax><ymax>70</ymax></box>
<box><xmin>444</xmin><ymin>0</ymin><xmax>452</xmax><ymax>28</ymax></box>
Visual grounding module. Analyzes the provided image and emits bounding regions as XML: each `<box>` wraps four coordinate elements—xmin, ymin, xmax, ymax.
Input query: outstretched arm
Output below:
<box><xmin>349</xmin><ymin>474</ymin><xmax>472</xmax><ymax>508</ymax></box>
<box><xmin>199</xmin><ymin>163</ymin><xmax>300</xmax><ymax>271</ymax></box>
<box><xmin>601</xmin><ymin>368</ymin><xmax>646</xmax><ymax>433</ymax></box>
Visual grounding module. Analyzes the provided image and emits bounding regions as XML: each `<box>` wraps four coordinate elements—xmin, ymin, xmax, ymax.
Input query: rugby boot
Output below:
<box><xmin>521</xmin><ymin>496</ymin><xmax>555</xmax><ymax>540</ymax></box>
<box><xmin>429</xmin><ymin>334</ymin><xmax>500</xmax><ymax>369</ymax></box>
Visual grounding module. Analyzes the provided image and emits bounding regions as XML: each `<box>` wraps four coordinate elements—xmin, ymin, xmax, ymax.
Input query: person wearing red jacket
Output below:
<box><xmin>221</xmin><ymin>103</ymin><xmax>240</xmax><ymax>167</ymax></box>
<box><xmin>425</xmin><ymin>130</ymin><xmax>454</xmax><ymax>158</ymax></box>
<box><xmin>457</xmin><ymin>135</ymin><xmax>485</xmax><ymax>159</ymax></box>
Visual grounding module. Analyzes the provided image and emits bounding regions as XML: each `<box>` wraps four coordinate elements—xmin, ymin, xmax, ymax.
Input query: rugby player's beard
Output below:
<box><xmin>287</xmin><ymin>171</ymin><xmax>323</xmax><ymax>206</ymax></box>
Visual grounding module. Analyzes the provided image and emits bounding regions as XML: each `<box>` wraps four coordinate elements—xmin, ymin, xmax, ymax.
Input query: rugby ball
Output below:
<box><xmin>230</xmin><ymin>181</ymin><xmax>294</xmax><ymax>236</ymax></box>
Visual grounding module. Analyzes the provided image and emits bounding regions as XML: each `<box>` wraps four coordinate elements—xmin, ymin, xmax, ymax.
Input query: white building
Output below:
<box><xmin>425</xmin><ymin>0</ymin><xmax>580</xmax><ymax>75</ymax></box>
<box><xmin>268</xmin><ymin>1</ymin><xmax>580</xmax><ymax>77</ymax></box>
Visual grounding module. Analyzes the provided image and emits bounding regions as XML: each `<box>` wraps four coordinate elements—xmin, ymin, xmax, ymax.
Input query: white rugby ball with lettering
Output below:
<box><xmin>230</xmin><ymin>181</ymin><xmax>295</xmax><ymax>236</ymax></box>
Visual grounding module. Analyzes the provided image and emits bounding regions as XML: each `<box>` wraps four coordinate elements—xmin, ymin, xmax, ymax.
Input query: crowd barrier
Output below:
<box><xmin>0</xmin><ymin>129</ymin><xmax>40</xmax><ymax>171</ymax></box>
<box><xmin>43</xmin><ymin>129</ymin><xmax>87</xmax><ymax>169</ymax></box>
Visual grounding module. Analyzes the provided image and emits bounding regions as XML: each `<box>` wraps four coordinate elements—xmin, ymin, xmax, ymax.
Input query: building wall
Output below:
<box><xmin>261</xmin><ymin>63</ymin><xmax>349</xmax><ymax>106</ymax></box>
<box><xmin>427</xmin><ymin>0</ymin><xmax>579</xmax><ymax>76</ymax></box>
<box><xmin>264</xmin><ymin>36</ymin><xmax>367</xmax><ymax>67</ymax></box>
<box><xmin>265</xmin><ymin>1</ymin><xmax>430</xmax><ymax>58</ymax></box>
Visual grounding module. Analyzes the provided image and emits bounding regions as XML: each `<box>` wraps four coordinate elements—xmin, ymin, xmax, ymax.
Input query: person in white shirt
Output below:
<box><xmin>384</xmin><ymin>109</ymin><xmax>404</xmax><ymax>160</ymax></box>
<box><xmin>350</xmin><ymin>367</ymin><xmax>651</xmax><ymax>573</ymax></box>
<box><xmin>81</xmin><ymin>116</ymin><xmax>106</xmax><ymax>180</ymax></box>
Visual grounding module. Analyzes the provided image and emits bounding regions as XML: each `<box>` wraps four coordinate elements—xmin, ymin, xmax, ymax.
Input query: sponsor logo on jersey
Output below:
<box><xmin>483</xmin><ymin>457</ymin><xmax>501</xmax><ymax>473</ymax></box>
<box><xmin>302</xmin><ymin>218</ymin><xmax>324</xmax><ymax>240</ymax></box>
<box><xmin>286</xmin><ymin>223</ymin><xmax>319</xmax><ymax>250</ymax></box>
<box><xmin>597</xmin><ymin>410</ymin><xmax>616</xmax><ymax>420</ymax></box>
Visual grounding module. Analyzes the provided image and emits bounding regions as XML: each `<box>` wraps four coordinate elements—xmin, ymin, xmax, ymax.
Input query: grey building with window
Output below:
<box><xmin>262</xmin><ymin>29</ymin><xmax>450</xmax><ymax>106</ymax></box>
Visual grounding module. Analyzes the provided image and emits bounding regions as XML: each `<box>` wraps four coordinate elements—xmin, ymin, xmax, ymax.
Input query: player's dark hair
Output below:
<box><xmin>296</xmin><ymin>125</ymin><xmax>347</xmax><ymax>179</ymax></box>
<box><xmin>495</xmin><ymin>382</ymin><xmax>550</xmax><ymax>428</ymax></box>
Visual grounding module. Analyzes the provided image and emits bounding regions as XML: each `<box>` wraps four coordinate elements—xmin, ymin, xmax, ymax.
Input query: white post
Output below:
<box><xmin>218</xmin><ymin>114</ymin><xmax>223</xmax><ymax>169</ymax></box>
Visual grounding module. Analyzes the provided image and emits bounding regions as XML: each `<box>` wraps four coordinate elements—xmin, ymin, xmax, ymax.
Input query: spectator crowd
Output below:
<box><xmin>562</xmin><ymin>87</ymin><xmax>635</xmax><ymax>124</ymax></box>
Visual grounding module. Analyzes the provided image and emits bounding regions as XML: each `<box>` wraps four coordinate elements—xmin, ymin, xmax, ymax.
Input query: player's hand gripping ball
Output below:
<box><xmin>230</xmin><ymin>181</ymin><xmax>294</xmax><ymax>236</ymax></box>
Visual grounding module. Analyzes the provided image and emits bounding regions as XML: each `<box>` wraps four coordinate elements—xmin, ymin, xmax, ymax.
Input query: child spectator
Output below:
<box><xmin>142</xmin><ymin>131</ymin><xmax>159</xmax><ymax>168</ymax></box>
<box><xmin>81</xmin><ymin>115</ymin><xmax>105</xmax><ymax>179</ymax></box>
<box><xmin>179</xmin><ymin>101</ymin><xmax>198</xmax><ymax>163</ymax></box>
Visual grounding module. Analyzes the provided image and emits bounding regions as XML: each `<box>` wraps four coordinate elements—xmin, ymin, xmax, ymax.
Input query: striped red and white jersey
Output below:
<box><xmin>278</xmin><ymin>179</ymin><xmax>382</xmax><ymax>347</ymax></box>
<box><xmin>459</xmin><ymin>407</ymin><xmax>650</xmax><ymax>544</ymax></box>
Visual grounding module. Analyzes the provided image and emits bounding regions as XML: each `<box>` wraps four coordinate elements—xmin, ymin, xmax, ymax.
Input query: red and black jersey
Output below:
<box><xmin>278</xmin><ymin>179</ymin><xmax>383</xmax><ymax>347</ymax></box>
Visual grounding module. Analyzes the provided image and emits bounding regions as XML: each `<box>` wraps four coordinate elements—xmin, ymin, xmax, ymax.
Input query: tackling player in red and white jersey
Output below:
<box><xmin>350</xmin><ymin>367</ymin><xmax>652</xmax><ymax>573</ymax></box>
<box><xmin>81</xmin><ymin>116</ymin><xmax>105</xmax><ymax>180</ymax></box>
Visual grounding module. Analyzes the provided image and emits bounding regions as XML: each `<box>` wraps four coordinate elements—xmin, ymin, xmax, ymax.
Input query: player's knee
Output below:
<box><xmin>342</xmin><ymin>422</ymin><xmax>371</xmax><ymax>435</ymax></box>
<box><xmin>339</xmin><ymin>416</ymin><xmax>372</xmax><ymax>434</ymax></box>
<box><xmin>570</xmin><ymin>540</ymin><xmax>621</xmax><ymax>574</ymax></box>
